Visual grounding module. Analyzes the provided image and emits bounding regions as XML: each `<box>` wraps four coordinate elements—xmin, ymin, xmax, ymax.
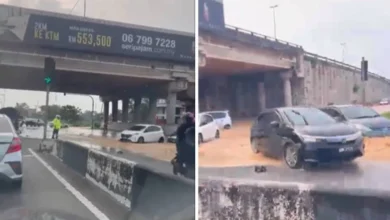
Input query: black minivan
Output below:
<box><xmin>250</xmin><ymin>107</ymin><xmax>364</xmax><ymax>169</ymax></box>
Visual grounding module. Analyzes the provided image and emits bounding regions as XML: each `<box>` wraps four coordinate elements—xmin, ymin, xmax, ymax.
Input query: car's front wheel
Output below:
<box><xmin>284</xmin><ymin>143</ymin><xmax>302</xmax><ymax>169</ymax></box>
<box><xmin>250</xmin><ymin>138</ymin><xmax>260</xmax><ymax>154</ymax></box>
<box><xmin>158</xmin><ymin>137</ymin><xmax>165</xmax><ymax>143</ymax></box>
<box><xmin>137</xmin><ymin>137</ymin><xmax>145</xmax><ymax>143</ymax></box>
<box><xmin>198</xmin><ymin>134</ymin><xmax>203</xmax><ymax>144</ymax></box>
<box><xmin>12</xmin><ymin>179</ymin><xmax>22</xmax><ymax>189</ymax></box>
<box><xmin>215</xmin><ymin>130</ymin><xmax>220</xmax><ymax>139</ymax></box>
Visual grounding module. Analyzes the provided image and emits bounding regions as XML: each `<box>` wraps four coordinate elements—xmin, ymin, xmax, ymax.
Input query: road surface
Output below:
<box><xmin>0</xmin><ymin>138</ymin><xmax>129</xmax><ymax>220</ymax></box>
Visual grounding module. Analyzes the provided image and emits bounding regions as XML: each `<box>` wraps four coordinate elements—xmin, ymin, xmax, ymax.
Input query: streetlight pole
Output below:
<box><xmin>87</xmin><ymin>95</ymin><xmax>94</xmax><ymax>134</ymax></box>
<box><xmin>341</xmin><ymin>43</ymin><xmax>347</xmax><ymax>62</ymax></box>
<box><xmin>270</xmin><ymin>5</ymin><xmax>278</xmax><ymax>39</ymax></box>
<box><xmin>83</xmin><ymin>0</ymin><xmax>86</xmax><ymax>17</ymax></box>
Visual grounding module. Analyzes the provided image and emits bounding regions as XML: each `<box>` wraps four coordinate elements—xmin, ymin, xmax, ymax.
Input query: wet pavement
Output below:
<box><xmin>200</xmin><ymin>161</ymin><xmax>390</xmax><ymax>196</ymax></box>
<box><xmin>0</xmin><ymin>138</ymin><xmax>129</xmax><ymax>220</ymax></box>
<box><xmin>21</xmin><ymin>127</ymin><xmax>174</xmax><ymax>176</ymax></box>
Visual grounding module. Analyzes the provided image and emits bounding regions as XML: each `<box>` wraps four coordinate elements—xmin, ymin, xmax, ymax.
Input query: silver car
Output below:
<box><xmin>0</xmin><ymin>114</ymin><xmax>23</xmax><ymax>188</ymax></box>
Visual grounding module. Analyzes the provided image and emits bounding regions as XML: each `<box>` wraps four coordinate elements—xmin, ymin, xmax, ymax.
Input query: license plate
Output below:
<box><xmin>339</xmin><ymin>146</ymin><xmax>354</xmax><ymax>152</ymax></box>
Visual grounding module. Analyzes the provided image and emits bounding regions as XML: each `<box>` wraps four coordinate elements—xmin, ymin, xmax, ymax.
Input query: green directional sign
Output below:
<box><xmin>44</xmin><ymin>77</ymin><xmax>52</xmax><ymax>84</ymax></box>
<box><xmin>44</xmin><ymin>57</ymin><xmax>56</xmax><ymax>85</ymax></box>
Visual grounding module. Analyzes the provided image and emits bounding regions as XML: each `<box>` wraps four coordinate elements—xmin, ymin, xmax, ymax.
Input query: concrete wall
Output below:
<box><xmin>300</xmin><ymin>55</ymin><xmax>390</xmax><ymax>106</ymax></box>
<box><xmin>199</xmin><ymin>178</ymin><xmax>390</xmax><ymax>220</ymax></box>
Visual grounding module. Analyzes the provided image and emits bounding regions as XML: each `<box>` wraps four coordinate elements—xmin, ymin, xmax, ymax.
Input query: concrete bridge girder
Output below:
<box><xmin>199</xmin><ymin>37</ymin><xmax>296</xmax><ymax>70</ymax></box>
<box><xmin>0</xmin><ymin>49</ymin><xmax>195</xmax><ymax>82</ymax></box>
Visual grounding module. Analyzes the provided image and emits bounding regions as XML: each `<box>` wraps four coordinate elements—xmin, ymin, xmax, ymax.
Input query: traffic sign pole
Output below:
<box><xmin>43</xmin><ymin>84</ymin><xmax>50</xmax><ymax>140</ymax></box>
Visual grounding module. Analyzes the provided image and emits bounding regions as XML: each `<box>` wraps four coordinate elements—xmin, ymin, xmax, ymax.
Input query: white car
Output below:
<box><xmin>120</xmin><ymin>124</ymin><xmax>165</xmax><ymax>143</ymax></box>
<box><xmin>203</xmin><ymin>110</ymin><xmax>232</xmax><ymax>129</ymax></box>
<box><xmin>380</xmin><ymin>98</ymin><xmax>389</xmax><ymax>105</ymax></box>
<box><xmin>198</xmin><ymin>113</ymin><xmax>220</xmax><ymax>144</ymax></box>
<box><xmin>0</xmin><ymin>114</ymin><xmax>23</xmax><ymax>188</ymax></box>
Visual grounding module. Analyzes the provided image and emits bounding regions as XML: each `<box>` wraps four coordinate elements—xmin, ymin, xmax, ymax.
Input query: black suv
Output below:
<box><xmin>250</xmin><ymin>107</ymin><xmax>364</xmax><ymax>169</ymax></box>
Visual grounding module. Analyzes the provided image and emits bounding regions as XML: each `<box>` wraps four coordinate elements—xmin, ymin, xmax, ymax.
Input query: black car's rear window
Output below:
<box><xmin>0</xmin><ymin>117</ymin><xmax>13</xmax><ymax>133</ymax></box>
<box><xmin>284</xmin><ymin>108</ymin><xmax>337</xmax><ymax>126</ymax></box>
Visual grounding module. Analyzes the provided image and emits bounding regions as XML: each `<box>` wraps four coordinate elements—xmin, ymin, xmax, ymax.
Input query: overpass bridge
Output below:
<box><xmin>0</xmin><ymin>4</ymin><xmax>195</xmax><ymax>128</ymax></box>
<box><xmin>199</xmin><ymin>16</ymin><xmax>390</xmax><ymax>117</ymax></box>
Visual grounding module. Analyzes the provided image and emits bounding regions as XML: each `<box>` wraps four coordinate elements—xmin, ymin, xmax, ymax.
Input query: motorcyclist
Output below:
<box><xmin>171</xmin><ymin>112</ymin><xmax>195</xmax><ymax>178</ymax></box>
<box><xmin>51</xmin><ymin>115</ymin><xmax>62</xmax><ymax>139</ymax></box>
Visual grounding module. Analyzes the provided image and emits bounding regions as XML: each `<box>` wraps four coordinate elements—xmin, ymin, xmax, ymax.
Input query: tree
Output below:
<box><xmin>60</xmin><ymin>105</ymin><xmax>82</xmax><ymax>124</ymax></box>
<box><xmin>15</xmin><ymin>102</ymin><xmax>29</xmax><ymax>117</ymax></box>
<box><xmin>40</xmin><ymin>105</ymin><xmax>61</xmax><ymax>120</ymax></box>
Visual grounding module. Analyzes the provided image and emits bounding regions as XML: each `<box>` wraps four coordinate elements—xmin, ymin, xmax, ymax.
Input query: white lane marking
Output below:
<box><xmin>28</xmin><ymin>148</ymin><xmax>110</xmax><ymax>220</ymax></box>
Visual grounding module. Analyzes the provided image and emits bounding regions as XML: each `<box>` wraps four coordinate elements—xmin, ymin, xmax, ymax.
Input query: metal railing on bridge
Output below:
<box><xmin>304</xmin><ymin>52</ymin><xmax>389</xmax><ymax>83</ymax></box>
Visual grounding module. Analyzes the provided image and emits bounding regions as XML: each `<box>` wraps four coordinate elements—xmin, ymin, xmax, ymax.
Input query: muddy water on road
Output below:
<box><xmin>199</xmin><ymin>121</ymin><xmax>390</xmax><ymax>167</ymax></box>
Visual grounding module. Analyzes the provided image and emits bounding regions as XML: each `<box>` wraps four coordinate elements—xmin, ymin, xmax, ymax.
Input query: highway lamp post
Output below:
<box><xmin>83</xmin><ymin>0</ymin><xmax>86</xmax><ymax>17</ymax></box>
<box><xmin>270</xmin><ymin>5</ymin><xmax>278</xmax><ymax>39</ymax></box>
<box><xmin>87</xmin><ymin>95</ymin><xmax>94</xmax><ymax>135</ymax></box>
<box><xmin>341</xmin><ymin>43</ymin><xmax>347</xmax><ymax>62</ymax></box>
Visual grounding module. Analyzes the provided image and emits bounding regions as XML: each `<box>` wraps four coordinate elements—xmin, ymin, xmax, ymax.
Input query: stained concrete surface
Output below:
<box><xmin>200</xmin><ymin>161</ymin><xmax>390</xmax><ymax>197</ymax></box>
<box><xmin>0</xmin><ymin>138</ymin><xmax>129</xmax><ymax>220</ymax></box>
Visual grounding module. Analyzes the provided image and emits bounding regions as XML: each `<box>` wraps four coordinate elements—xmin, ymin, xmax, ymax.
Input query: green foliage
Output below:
<box><xmin>382</xmin><ymin>112</ymin><xmax>390</xmax><ymax>119</ymax></box>
<box><xmin>59</xmin><ymin>105</ymin><xmax>82</xmax><ymax>124</ymax></box>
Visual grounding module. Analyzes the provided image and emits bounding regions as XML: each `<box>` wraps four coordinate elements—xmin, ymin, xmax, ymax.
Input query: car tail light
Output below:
<box><xmin>6</xmin><ymin>137</ymin><xmax>22</xmax><ymax>154</ymax></box>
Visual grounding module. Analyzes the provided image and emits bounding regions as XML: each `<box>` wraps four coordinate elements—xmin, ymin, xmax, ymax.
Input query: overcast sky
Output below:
<box><xmin>0</xmin><ymin>0</ymin><xmax>388</xmax><ymax>110</ymax></box>
<box><xmin>224</xmin><ymin>0</ymin><xmax>389</xmax><ymax>75</ymax></box>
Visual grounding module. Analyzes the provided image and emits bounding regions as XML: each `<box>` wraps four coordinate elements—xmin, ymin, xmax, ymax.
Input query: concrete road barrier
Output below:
<box><xmin>128</xmin><ymin>164</ymin><xmax>195</xmax><ymax>220</ymax></box>
<box><xmin>49</xmin><ymin>139</ymin><xmax>195</xmax><ymax>219</ymax></box>
<box><xmin>199</xmin><ymin>177</ymin><xmax>390</xmax><ymax>220</ymax></box>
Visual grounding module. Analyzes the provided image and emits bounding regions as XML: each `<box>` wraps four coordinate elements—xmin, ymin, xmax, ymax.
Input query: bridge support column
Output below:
<box><xmin>257</xmin><ymin>82</ymin><xmax>266</xmax><ymax>111</ymax></box>
<box><xmin>103</xmin><ymin>101</ymin><xmax>109</xmax><ymax>130</ymax></box>
<box><xmin>122</xmin><ymin>98</ymin><xmax>129</xmax><ymax>123</ymax></box>
<box><xmin>281</xmin><ymin>71</ymin><xmax>293</xmax><ymax>107</ymax></box>
<box><xmin>147</xmin><ymin>97</ymin><xmax>158</xmax><ymax>123</ymax></box>
<box><xmin>166</xmin><ymin>92</ymin><xmax>177</xmax><ymax>125</ymax></box>
<box><xmin>111</xmin><ymin>100</ymin><xmax>118</xmax><ymax>122</ymax></box>
<box><xmin>133</xmin><ymin>97</ymin><xmax>142</xmax><ymax>123</ymax></box>
<box><xmin>166</xmin><ymin>80</ymin><xmax>187</xmax><ymax>124</ymax></box>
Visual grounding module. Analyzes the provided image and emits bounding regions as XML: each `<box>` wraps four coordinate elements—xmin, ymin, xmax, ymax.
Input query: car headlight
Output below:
<box><xmin>300</xmin><ymin>135</ymin><xmax>318</xmax><ymax>143</ymax></box>
<box><xmin>346</xmin><ymin>131</ymin><xmax>363</xmax><ymax>141</ymax></box>
<box><xmin>353</xmin><ymin>124</ymin><xmax>372</xmax><ymax>132</ymax></box>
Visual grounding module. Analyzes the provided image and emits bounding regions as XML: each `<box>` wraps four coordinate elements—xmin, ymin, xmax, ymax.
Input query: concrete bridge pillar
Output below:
<box><xmin>281</xmin><ymin>71</ymin><xmax>293</xmax><ymax>107</ymax></box>
<box><xmin>133</xmin><ymin>97</ymin><xmax>142</xmax><ymax>123</ymax></box>
<box><xmin>103</xmin><ymin>101</ymin><xmax>109</xmax><ymax>131</ymax></box>
<box><xmin>166</xmin><ymin>80</ymin><xmax>187</xmax><ymax>124</ymax></box>
<box><xmin>257</xmin><ymin>82</ymin><xmax>266</xmax><ymax>111</ymax></box>
<box><xmin>111</xmin><ymin>100</ymin><xmax>118</xmax><ymax>122</ymax></box>
<box><xmin>147</xmin><ymin>97</ymin><xmax>158</xmax><ymax>123</ymax></box>
<box><xmin>166</xmin><ymin>92</ymin><xmax>177</xmax><ymax>125</ymax></box>
<box><xmin>121</xmin><ymin>98</ymin><xmax>129</xmax><ymax>123</ymax></box>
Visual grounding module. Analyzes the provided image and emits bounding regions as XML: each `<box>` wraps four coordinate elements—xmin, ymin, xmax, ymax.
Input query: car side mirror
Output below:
<box><xmin>270</xmin><ymin>121</ymin><xmax>280</xmax><ymax>128</ymax></box>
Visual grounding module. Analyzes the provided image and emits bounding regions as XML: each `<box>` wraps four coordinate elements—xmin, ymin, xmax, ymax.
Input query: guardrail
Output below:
<box><xmin>224</xmin><ymin>24</ymin><xmax>303</xmax><ymax>49</ymax></box>
<box><xmin>304</xmin><ymin>52</ymin><xmax>389</xmax><ymax>83</ymax></box>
